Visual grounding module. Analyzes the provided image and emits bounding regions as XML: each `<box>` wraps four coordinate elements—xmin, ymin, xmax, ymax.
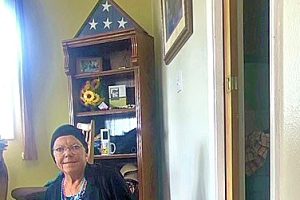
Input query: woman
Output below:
<box><xmin>45</xmin><ymin>124</ymin><xmax>132</xmax><ymax>200</ymax></box>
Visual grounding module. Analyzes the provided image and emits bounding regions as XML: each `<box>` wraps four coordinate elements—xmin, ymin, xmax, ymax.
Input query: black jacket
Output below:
<box><xmin>45</xmin><ymin>164</ymin><xmax>132</xmax><ymax>200</ymax></box>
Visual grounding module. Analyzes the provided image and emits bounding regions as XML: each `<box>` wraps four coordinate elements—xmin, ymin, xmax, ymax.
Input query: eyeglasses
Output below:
<box><xmin>53</xmin><ymin>144</ymin><xmax>83</xmax><ymax>155</ymax></box>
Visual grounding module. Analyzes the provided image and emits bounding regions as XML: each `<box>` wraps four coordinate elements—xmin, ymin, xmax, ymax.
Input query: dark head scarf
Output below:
<box><xmin>50</xmin><ymin>124</ymin><xmax>88</xmax><ymax>161</ymax></box>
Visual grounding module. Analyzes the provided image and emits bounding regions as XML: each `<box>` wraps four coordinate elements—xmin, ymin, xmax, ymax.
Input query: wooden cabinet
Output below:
<box><xmin>62</xmin><ymin>29</ymin><xmax>156</xmax><ymax>200</ymax></box>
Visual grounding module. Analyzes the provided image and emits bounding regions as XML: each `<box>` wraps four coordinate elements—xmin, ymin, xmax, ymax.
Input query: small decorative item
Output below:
<box><xmin>80</xmin><ymin>78</ymin><xmax>105</xmax><ymax>108</ymax></box>
<box><xmin>108</xmin><ymin>85</ymin><xmax>127</xmax><ymax>108</ymax></box>
<box><xmin>76</xmin><ymin>57</ymin><xmax>102</xmax><ymax>74</ymax></box>
<box><xmin>100</xmin><ymin>129</ymin><xmax>116</xmax><ymax>155</ymax></box>
<box><xmin>120</xmin><ymin>163</ymin><xmax>138</xmax><ymax>197</ymax></box>
<box><xmin>162</xmin><ymin>0</ymin><xmax>193</xmax><ymax>64</ymax></box>
<box><xmin>98</xmin><ymin>102</ymin><xmax>109</xmax><ymax>110</ymax></box>
<box><xmin>245</xmin><ymin>130</ymin><xmax>270</xmax><ymax>176</ymax></box>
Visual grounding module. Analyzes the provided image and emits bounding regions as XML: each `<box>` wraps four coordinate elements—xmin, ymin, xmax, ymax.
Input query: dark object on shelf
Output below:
<box><xmin>110</xmin><ymin>128</ymin><xmax>137</xmax><ymax>154</ymax></box>
<box><xmin>102</xmin><ymin>53</ymin><xmax>111</xmax><ymax>71</ymax></box>
<box><xmin>126</xmin><ymin>87</ymin><xmax>135</xmax><ymax>105</ymax></box>
<box><xmin>127</xmin><ymin>180</ymin><xmax>138</xmax><ymax>200</ymax></box>
<box><xmin>110</xmin><ymin>49</ymin><xmax>132</xmax><ymax>69</ymax></box>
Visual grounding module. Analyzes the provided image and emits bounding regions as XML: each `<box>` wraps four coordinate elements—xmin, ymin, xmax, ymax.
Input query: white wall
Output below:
<box><xmin>281</xmin><ymin>0</ymin><xmax>300</xmax><ymax>199</ymax></box>
<box><xmin>153</xmin><ymin>0</ymin><xmax>300</xmax><ymax>199</ymax></box>
<box><xmin>153</xmin><ymin>0</ymin><xmax>218</xmax><ymax>199</ymax></box>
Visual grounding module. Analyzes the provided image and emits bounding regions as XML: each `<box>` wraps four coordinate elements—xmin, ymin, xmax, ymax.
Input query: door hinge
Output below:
<box><xmin>226</xmin><ymin>76</ymin><xmax>238</xmax><ymax>92</ymax></box>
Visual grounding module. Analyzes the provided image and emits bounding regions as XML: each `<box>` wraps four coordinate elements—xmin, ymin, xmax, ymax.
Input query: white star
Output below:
<box><xmin>89</xmin><ymin>18</ymin><xmax>98</xmax><ymax>30</ymax></box>
<box><xmin>103</xmin><ymin>18</ymin><xmax>112</xmax><ymax>29</ymax></box>
<box><xmin>102</xmin><ymin>1</ymin><xmax>111</xmax><ymax>12</ymax></box>
<box><xmin>118</xmin><ymin>17</ymin><xmax>127</xmax><ymax>29</ymax></box>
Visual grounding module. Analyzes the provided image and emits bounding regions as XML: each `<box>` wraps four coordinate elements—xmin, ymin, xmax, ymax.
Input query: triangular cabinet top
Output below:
<box><xmin>75</xmin><ymin>0</ymin><xmax>146</xmax><ymax>38</ymax></box>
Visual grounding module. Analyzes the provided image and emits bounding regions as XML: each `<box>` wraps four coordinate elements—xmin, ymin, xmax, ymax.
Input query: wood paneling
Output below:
<box><xmin>224</xmin><ymin>0</ymin><xmax>240</xmax><ymax>199</ymax></box>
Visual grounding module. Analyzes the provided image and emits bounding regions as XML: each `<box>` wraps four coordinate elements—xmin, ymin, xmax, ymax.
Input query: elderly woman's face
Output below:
<box><xmin>53</xmin><ymin>135</ymin><xmax>88</xmax><ymax>175</ymax></box>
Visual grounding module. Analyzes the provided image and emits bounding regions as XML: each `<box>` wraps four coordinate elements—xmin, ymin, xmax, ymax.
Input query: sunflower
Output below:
<box><xmin>80</xmin><ymin>77</ymin><xmax>104</xmax><ymax>107</ymax></box>
<box><xmin>83</xmin><ymin>90</ymin><xmax>95</xmax><ymax>103</ymax></box>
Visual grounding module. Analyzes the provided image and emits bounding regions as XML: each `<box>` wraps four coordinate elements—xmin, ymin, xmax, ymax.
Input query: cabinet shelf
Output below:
<box><xmin>94</xmin><ymin>153</ymin><xmax>136</xmax><ymax>160</ymax></box>
<box><xmin>76</xmin><ymin>108</ymin><xmax>136</xmax><ymax>117</ymax></box>
<box><xmin>63</xmin><ymin>28</ymin><xmax>155</xmax><ymax>200</ymax></box>
<box><xmin>74</xmin><ymin>67</ymin><xmax>138</xmax><ymax>79</ymax></box>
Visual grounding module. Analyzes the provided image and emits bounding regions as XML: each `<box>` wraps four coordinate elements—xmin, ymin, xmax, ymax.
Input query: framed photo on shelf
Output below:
<box><xmin>161</xmin><ymin>0</ymin><xmax>193</xmax><ymax>65</ymax></box>
<box><xmin>108</xmin><ymin>85</ymin><xmax>127</xmax><ymax>108</ymax></box>
<box><xmin>76</xmin><ymin>57</ymin><xmax>102</xmax><ymax>74</ymax></box>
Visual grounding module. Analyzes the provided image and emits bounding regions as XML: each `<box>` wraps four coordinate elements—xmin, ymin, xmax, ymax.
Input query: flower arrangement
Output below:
<box><xmin>80</xmin><ymin>78</ymin><xmax>105</xmax><ymax>108</ymax></box>
<box><xmin>0</xmin><ymin>139</ymin><xmax>7</xmax><ymax>151</ymax></box>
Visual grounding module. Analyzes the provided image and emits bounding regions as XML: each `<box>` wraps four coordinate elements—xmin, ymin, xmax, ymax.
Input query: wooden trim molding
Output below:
<box><xmin>209</xmin><ymin>0</ymin><xmax>225</xmax><ymax>199</ymax></box>
<box><xmin>223</xmin><ymin>0</ymin><xmax>241</xmax><ymax>199</ymax></box>
<box><xmin>270</xmin><ymin>0</ymin><xmax>283</xmax><ymax>199</ymax></box>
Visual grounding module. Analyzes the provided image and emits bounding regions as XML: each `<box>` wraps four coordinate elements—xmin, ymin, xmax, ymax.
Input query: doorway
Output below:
<box><xmin>244</xmin><ymin>0</ymin><xmax>270</xmax><ymax>199</ymax></box>
<box><xmin>223</xmin><ymin>0</ymin><xmax>270</xmax><ymax>199</ymax></box>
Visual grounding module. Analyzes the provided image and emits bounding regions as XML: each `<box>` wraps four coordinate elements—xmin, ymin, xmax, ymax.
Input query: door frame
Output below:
<box><xmin>210</xmin><ymin>0</ymin><xmax>282</xmax><ymax>199</ymax></box>
<box><xmin>269</xmin><ymin>0</ymin><xmax>282</xmax><ymax>199</ymax></box>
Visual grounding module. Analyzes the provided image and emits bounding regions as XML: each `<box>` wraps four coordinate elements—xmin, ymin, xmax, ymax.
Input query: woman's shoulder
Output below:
<box><xmin>86</xmin><ymin>163</ymin><xmax>119</xmax><ymax>176</ymax></box>
<box><xmin>85</xmin><ymin>164</ymin><xmax>132</xmax><ymax>200</ymax></box>
<box><xmin>44</xmin><ymin>174</ymin><xmax>62</xmax><ymax>199</ymax></box>
<box><xmin>44</xmin><ymin>173</ymin><xmax>63</xmax><ymax>187</ymax></box>
<box><xmin>85</xmin><ymin>163</ymin><xmax>126</xmax><ymax>186</ymax></box>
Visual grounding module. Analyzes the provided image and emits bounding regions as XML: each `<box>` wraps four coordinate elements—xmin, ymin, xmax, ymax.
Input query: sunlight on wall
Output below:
<box><xmin>0</xmin><ymin>1</ymin><xmax>21</xmax><ymax>140</ymax></box>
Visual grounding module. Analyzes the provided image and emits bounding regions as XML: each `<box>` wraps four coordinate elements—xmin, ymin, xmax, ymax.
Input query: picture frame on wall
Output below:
<box><xmin>76</xmin><ymin>57</ymin><xmax>102</xmax><ymax>74</ymax></box>
<box><xmin>161</xmin><ymin>0</ymin><xmax>193</xmax><ymax>65</ymax></box>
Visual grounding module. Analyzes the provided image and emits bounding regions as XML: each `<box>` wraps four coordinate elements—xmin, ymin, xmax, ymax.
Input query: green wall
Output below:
<box><xmin>4</xmin><ymin>1</ymin><xmax>153</xmax><ymax>199</ymax></box>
